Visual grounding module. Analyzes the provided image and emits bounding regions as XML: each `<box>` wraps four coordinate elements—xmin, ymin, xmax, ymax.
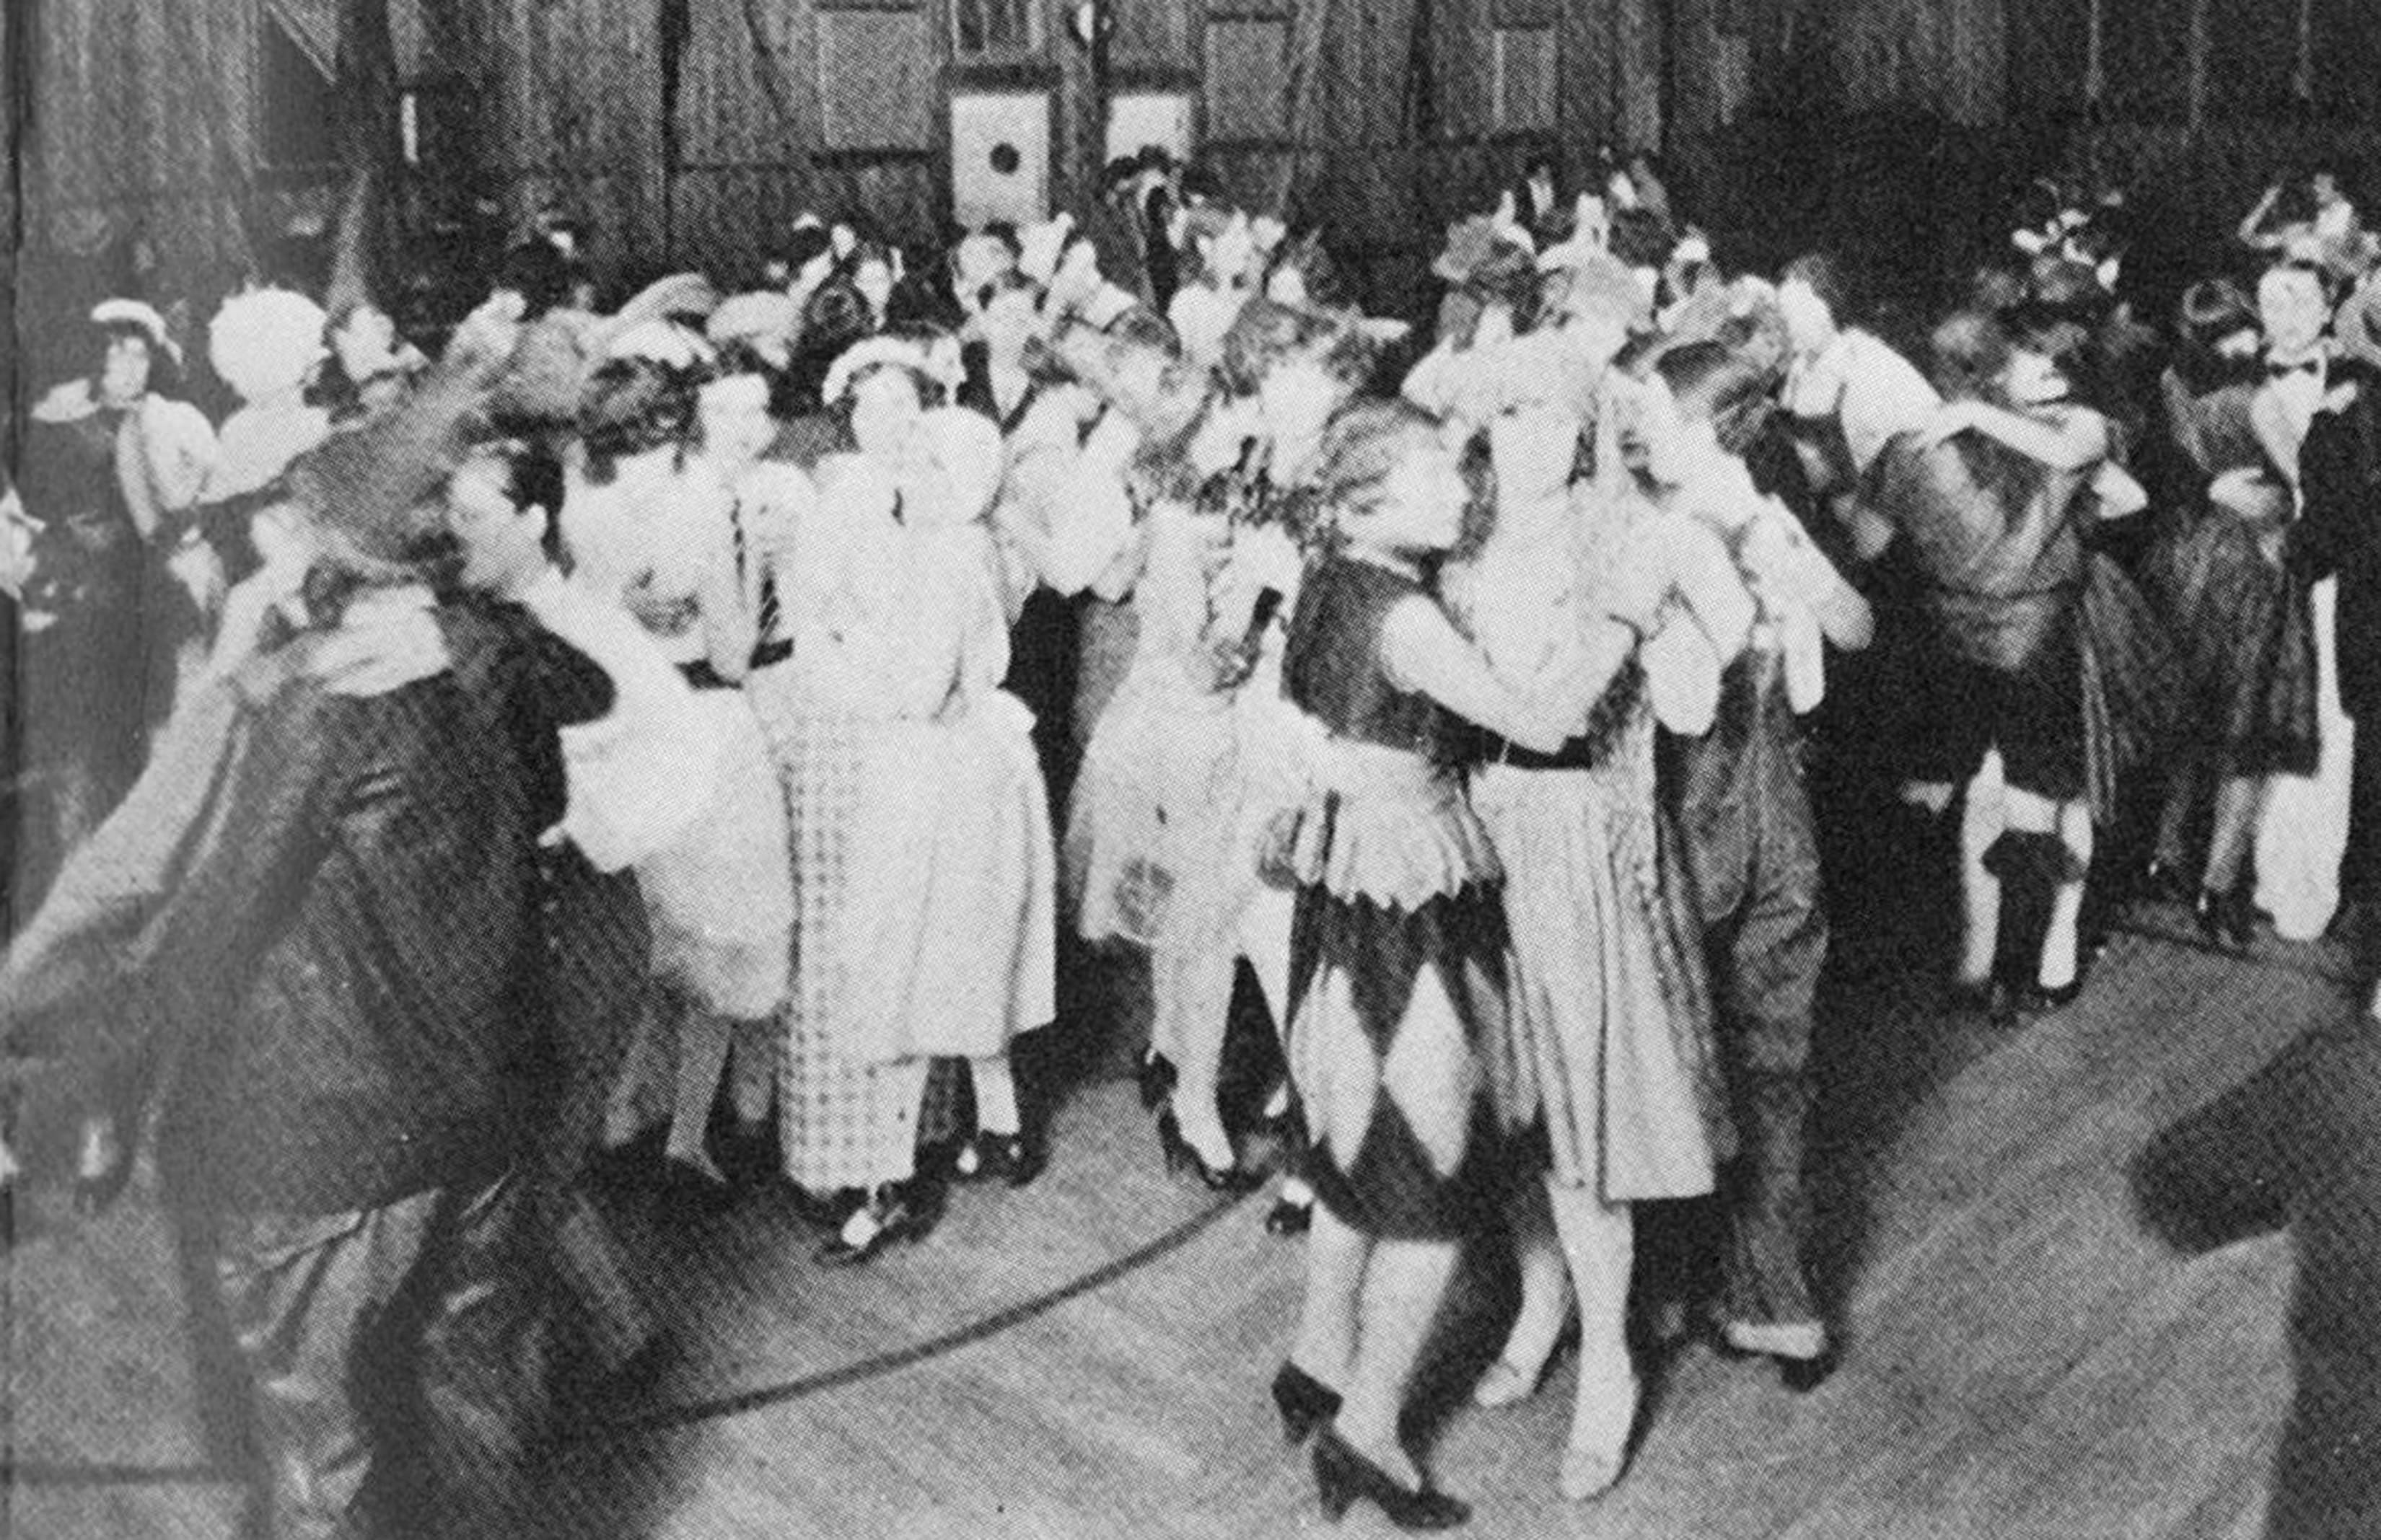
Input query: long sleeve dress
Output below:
<box><xmin>759</xmin><ymin>453</ymin><xmax>1056</xmax><ymax>1192</ymax></box>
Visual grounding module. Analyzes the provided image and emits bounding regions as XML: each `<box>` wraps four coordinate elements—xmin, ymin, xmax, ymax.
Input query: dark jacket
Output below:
<box><xmin>2133</xmin><ymin>1010</ymin><xmax>2381</xmax><ymax>1539</ymax></box>
<box><xmin>2293</xmin><ymin>362</ymin><xmax>2381</xmax><ymax>721</ymax></box>
<box><xmin>474</xmin><ymin>601</ymin><xmax>649</xmax><ymax>1213</ymax></box>
<box><xmin>0</xmin><ymin>604</ymin><xmax>551</xmax><ymax>1217</ymax></box>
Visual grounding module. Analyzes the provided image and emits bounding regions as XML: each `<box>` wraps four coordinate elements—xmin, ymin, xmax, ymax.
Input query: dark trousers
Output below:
<box><xmin>2341</xmin><ymin>705</ymin><xmax>2381</xmax><ymax>912</ymax></box>
<box><xmin>209</xmin><ymin>1174</ymin><xmax>548</xmax><ymax>1540</ymax></box>
<box><xmin>1659</xmin><ymin>658</ymin><xmax>1828</xmax><ymax>1334</ymax></box>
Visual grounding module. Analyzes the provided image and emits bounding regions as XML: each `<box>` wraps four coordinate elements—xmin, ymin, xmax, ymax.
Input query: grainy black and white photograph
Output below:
<box><xmin>3</xmin><ymin>0</ymin><xmax>2380</xmax><ymax>1535</ymax></box>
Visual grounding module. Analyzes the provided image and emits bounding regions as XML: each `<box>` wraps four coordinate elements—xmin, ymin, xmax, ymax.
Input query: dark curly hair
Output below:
<box><xmin>92</xmin><ymin>317</ymin><xmax>184</xmax><ymax>400</ymax></box>
<box><xmin>577</xmin><ymin>354</ymin><xmax>702</xmax><ymax>483</ymax></box>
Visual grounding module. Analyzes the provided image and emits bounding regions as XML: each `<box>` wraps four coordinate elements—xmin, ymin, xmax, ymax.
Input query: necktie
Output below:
<box><xmin>729</xmin><ymin>499</ymin><xmax>782</xmax><ymax>648</ymax></box>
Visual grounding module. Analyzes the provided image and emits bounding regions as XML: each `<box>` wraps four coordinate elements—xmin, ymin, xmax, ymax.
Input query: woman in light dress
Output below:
<box><xmin>755</xmin><ymin>336</ymin><xmax>1056</xmax><ymax>1262</ymax></box>
<box><xmin>1442</xmin><ymin>350</ymin><xmax>1732</xmax><ymax>1502</ymax></box>
<box><xmin>561</xmin><ymin>325</ymin><xmax>794</xmax><ymax>1189</ymax></box>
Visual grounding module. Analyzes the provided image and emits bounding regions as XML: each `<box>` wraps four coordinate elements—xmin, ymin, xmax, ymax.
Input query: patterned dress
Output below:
<box><xmin>1277</xmin><ymin>555</ymin><xmax>1509</xmax><ymax>1240</ymax></box>
<box><xmin>757</xmin><ymin>456</ymin><xmax>1054</xmax><ymax>1191</ymax></box>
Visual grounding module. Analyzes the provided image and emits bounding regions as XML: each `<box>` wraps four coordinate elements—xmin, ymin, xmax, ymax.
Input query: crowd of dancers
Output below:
<box><xmin>1</xmin><ymin>146</ymin><xmax>2378</xmax><ymax>1537</ymax></box>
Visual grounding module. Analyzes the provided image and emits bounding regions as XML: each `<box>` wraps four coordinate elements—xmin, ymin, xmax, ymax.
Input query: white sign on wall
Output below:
<box><xmin>951</xmin><ymin>92</ymin><xmax>1052</xmax><ymax>232</ymax></box>
<box><xmin>1105</xmin><ymin>92</ymin><xmax>1194</xmax><ymax>169</ymax></box>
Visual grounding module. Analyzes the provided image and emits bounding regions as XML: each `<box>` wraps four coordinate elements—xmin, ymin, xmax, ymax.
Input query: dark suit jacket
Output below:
<box><xmin>2292</xmin><ymin>361</ymin><xmax>2381</xmax><ymax>721</ymax></box>
<box><xmin>2133</xmin><ymin>1011</ymin><xmax>2381</xmax><ymax>1539</ymax></box>
<box><xmin>0</xmin><ymin>606</ymin><xmax>551</xmax><ymax>1218</ymax></box>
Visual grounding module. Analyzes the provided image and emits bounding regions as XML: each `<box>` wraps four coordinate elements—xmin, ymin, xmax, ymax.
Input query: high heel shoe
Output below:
<box><xmin>1265</xmin><ymin>1189</ymin><xmax>1315</xmax><ymax>1236</ymax></box>
<box><xmin>1271</xmin><ymin>1361</ymin><xmax>1341</xmax><ymax>1446</ymax></box>
<box><xmin>1156</xmin><ymin>1109</ymin><xmax>1263</xmax><ymax>1194</ymax></box>
<box><xmin>1310</xmin><ymin>1427</ymin><xmax>1470</xmax><ymax>1531</ymax></box>
<box><xmin>815</xmin><ymin>1182</ymin><xmax>934</xmax><ymax>1266</ymax></box>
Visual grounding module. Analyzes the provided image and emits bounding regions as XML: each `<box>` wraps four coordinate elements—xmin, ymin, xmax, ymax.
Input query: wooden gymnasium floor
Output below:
<box><xmin>1</xmin><ymin>806</ymin><xmax>2349</xmax><ymax>1540</ymax></box>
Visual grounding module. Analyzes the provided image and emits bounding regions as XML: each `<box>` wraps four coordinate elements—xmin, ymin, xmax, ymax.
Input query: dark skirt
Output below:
<box><xmin>2079</xmin><ymin>552</ymin><xmax>2184</xmax><ymax>827</ymax></box>
<box><xmin>1286</xmin><ymin>881</ymin><xmax>1507</xmax><ymax>1241</ymax></box>
<box><xmin>1841</xmin><ymin>540</ymin><xmax>1972</xmax><ymax>789</ymax></box>
<box><xmin>2147</xmin><ymin>508</ymin><xmax>2319</xmax><ymax>774</ymax></box>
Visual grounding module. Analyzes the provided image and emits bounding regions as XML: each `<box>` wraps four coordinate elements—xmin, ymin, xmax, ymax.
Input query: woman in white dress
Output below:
<box><xmin>757</xmin><ymin>337</ymin><xmax>1056</xmax><ymax>1263</ymax></box>
<box><xmin>562</xmin><ymin>325</ymin><xmax>795</xmax><ymax>1189</ymax></box>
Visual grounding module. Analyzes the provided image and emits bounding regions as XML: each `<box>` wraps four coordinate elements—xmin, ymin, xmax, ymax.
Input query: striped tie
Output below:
<box><xmin>729</xmin><ymin>498</ymin><xmax>783</xmax><ymax>651</ymax></box>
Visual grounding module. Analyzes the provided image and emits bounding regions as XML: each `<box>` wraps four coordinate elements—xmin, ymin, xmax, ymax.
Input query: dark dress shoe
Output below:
<box><xmin>1310</xmin><ymin>1427</ymin><xmax>1470</xmax><ymax>1530</ymax></box>
<box><xmin>2014</xmin><ymin>974</ymin><xmax>2087</xmax><ymax>1013</ymax></box>
<box><xmin>1779</xmin><ymin>1347</ymin><xmax>1842</xmax><ymax>1394</ymax></box>
<box><xmin>787</xmin><ymin>1184</ymin><xmax>864</xmax><ymax>1229</ymax></box>
<box><xmin>1265</xmin><ymin>1193</ymin><xmax>1314</xmax><ymax>1236</ymax></box>
<box><xmin>815</xmin><ymin>1183</ymin><xmax>934</xmax><ymax>1266</ymax></box>
<box><xmin>1156</xmin><ymin>1109</ymin><xmax>1263</xmax><ymax>1194</ymax></box>
<box><xmin>1271</xmin><ymin>1361</ymin><xmax>1341</xmax><ymax>1446</ymax></box>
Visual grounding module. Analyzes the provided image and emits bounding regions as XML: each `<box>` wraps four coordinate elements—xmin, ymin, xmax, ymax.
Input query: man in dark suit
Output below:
<box><xmin>2289</xmin><ymin>326</ymin><xmax>2381</xmax><ymax>932</ymax></box>
<box><xmin>0</xmin><ymin>347</ymin><xmax>564</xmax><ymax>1540</ymax></box>
<box><xmin>2133</xmin><ymin>992</ymin><xmax>2381</xmax><ymax>1539</ymax></box>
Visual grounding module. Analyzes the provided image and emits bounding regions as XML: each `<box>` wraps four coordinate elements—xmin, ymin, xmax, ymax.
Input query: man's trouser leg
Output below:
<box><xmin>214</xmin><ymin>1189</ymin><xmax>445</xmax><ymax>1540</ymax></box>
<box><xmin>1714</xmin><ymin>783</ymin><xmax>1829</xmax><ymax>1352</ymax></box>
<box><xmin>213</xmin><ymin>1175</ymin><xmax>543</xmax><ymax>1540</ymax></box>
